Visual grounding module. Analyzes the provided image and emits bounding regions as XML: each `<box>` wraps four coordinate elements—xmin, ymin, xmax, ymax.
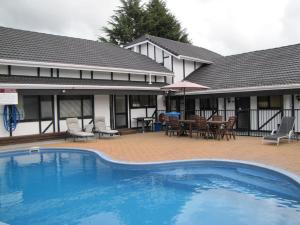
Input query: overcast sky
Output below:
<box><xmin>1</xmin><ymin>0</ymin><xmax>300</xmax><ymax>55</ymax></box>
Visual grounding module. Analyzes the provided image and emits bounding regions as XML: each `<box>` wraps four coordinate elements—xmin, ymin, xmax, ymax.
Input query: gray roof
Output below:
<box><xmin>185</xmin><ymin>43</ymin><xmax>300</xmax><ymax>90</ymax></box>
<box><xmin>0</xmin><ymin>75</ymin><xmax>166</xmax><ymax>88</ymax></box>
<box><xmin>0</xmin><ymin>26</ymin><xmax>172</xmax><ymax>75</ymax></box>
<box><xmin>125</xmin><ymin>34</ymin><xmax>222</xmax><ymax>62</ymax></box>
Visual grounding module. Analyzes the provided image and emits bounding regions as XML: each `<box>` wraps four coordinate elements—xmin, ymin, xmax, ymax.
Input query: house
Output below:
<box><xmin>0</xmin><ymin>26</ymin><xmax>299</xmax><ymax>140</ymax></box>
<box><xmin>0</xmin><ymin>27</ymin><xmax>173</xmax><ymax>139</ymax></box>
<box><xmin>125</xmin><ymin>34</ymin><xmax>300</xmax><ymax>135</ymax></box>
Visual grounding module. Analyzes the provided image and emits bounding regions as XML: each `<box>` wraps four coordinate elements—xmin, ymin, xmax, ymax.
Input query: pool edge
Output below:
<box><xmin>1</xmin><ymin>146</ymin><xmax>300</xmax><ymax>185</ymax></box>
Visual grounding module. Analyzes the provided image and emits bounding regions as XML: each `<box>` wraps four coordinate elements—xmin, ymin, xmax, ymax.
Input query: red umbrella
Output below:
<box><xmin>161</xmin><ymin>81</ymin><xmax>209</xmax><ymax>118</ymax></box>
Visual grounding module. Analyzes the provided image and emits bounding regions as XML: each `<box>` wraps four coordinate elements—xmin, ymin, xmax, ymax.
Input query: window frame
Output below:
<box><xmin>129</xmin><ymin>95</ymin><xmax>157</xmax><ymax>109</ymax></box>
<box><xmin>19</xmin><ymin>95</ymin><xmax>54</xmax><ymax>122</ymax></box>
<box><xmin>257</xmin><ymin>95</ymin><xmax>283</xmax><ymax>110</ymax></box>
<box><xmin>58</xmin><ymin>95</ymin><xmax>93</xmax><ymax>120</ymax></box>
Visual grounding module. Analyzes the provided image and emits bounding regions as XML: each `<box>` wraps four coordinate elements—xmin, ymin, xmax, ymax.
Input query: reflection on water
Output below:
<box><xmin>0</xmin><ymin>150</ymin><xmax>300</xmax><ymax>225</ymax></box>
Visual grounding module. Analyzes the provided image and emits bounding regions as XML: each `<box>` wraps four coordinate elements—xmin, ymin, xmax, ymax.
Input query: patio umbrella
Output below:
<box><xmin>161</xmin><ymin>80</ymin><xmax>209</xmax><ymax>118</ymax></box>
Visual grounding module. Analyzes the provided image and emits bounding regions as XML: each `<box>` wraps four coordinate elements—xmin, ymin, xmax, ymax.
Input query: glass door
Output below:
<box><xmin>114</xmin><ymin>95</ymin><xmax>128</xmax><ymax>128</ymax></box>
<box><xmin>235</xmin><ymin>97</ymin><xmax>250</xmax><ymax>131</ymax></box>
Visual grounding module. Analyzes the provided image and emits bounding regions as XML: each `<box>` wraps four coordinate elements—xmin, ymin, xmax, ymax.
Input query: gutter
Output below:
<box><xmin>179</xmin><ymin>84</ymin><xmax>300</xmax><ymax>95</ymax></box>
<box><xmin>0</xmin><ymin>58</ymin><xmax>174</xmax><ymax>77</ymax></box>
<box><xmin>0</xmin><ymin>83</ymin><xmax>162</xmax><ymax>91</ymax></box>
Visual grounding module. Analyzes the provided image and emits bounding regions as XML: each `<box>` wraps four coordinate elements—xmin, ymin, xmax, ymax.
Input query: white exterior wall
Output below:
<box><xmin>11</xmin><ymin>66</ymin><xmax>37</xmax><ymax>76</ymax></box>
<box><xmin>93</xmin><ymin>71</ymin><xmax>111</xmax><ymax>80</ymax></box>
<box><xmin>0</xmin><ymin>105</ymin><xmax>9</xmax><ymax>137</ymax></box>
<box><xmin>59</xmin><ymin>69</ymin><xmax>80</xmax><ymax>79</ymax></box>
<box><xmin>94</xmin><ymin>95</ymin><xmax>110</xmax><ymax>127</ymax></box>
<box><xmin>113</xmin><ymin>72</ymin><xmax>129</xmax><ymax>81</ymax></box>
<box><xmin>250</xmin><ymin>96</ymin><xmax>258</xmax><ymax>130</ymax></box>
<box><xmin>130</xmin><ymin>74</ymin><xmax>145</xmax><ymax>82</ymax></box>
<box><xmin>130</xmin><ymin>107</ymin><xmax>156</xmax><ymax>128</ymax></box>
<box><xmin>157</xmin><ymin>95</ymin><xmax>165</xmax><ymax>110</ymax></box>
<box><xmin>0</xmin><ymin>65</ymin><xmax>8</xmax><ymax>74</ymax></box>
<box><xmin>173</xmin><ymin>57</ymin><xmax>184</xmax><ymax>82</ymax></box>
<box><xmin>185</xmin><ymin>60</ymin><xmax>195</xmax><ymax>77</ymax></box>
<box><xmin>40</xmin><ymin>68</ymin><xmax>51</xmax><ymax>77</ymax></box>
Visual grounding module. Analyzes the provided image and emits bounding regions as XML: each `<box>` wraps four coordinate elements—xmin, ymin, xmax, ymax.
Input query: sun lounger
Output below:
<box><xmin>94</xmin><ymin>117</ymin><xmax>120</xmax><ymax>137</ymax></box>
<box><xmin>66</xmin><ymin>118</ymin><xmax>94</xmax><ymax>141</ymax></box>
<box><xmin>263</xmin><ymin>116</ymin><xmax>295</xmax><ymax>145</ymax></box>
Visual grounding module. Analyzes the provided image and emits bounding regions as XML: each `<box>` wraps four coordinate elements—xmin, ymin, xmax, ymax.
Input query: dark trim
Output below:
<box><xmin>223</xmin><ymin>97</ymin><xmax>227</xmax><ymax>120</ymax></box>
<box><xmin>50</xmin><ymin>68</ymin><xmax>53</xmax><ymax>77</ymax></box>
<box><xmin>111</xmin><ymin>72</ymin><xmax>113</xmax><ymax>80</ymax></box>
<box><xmin>52</xmin><ymin>95</ymin><xmax>55</xmax><ymax>132</ymax></box>
<box><xmin>292</xmin><ymin>95</ymin><xmax>295</xmax><ymax>117</ymax></box>
<box><xmin>37</xmin><ymin>67</ymin><xmax>40</xmax><ymax>77</ymax></box>
<box><xmin>38</xmin><ymin>96</ymin><xmax>42</xmax><ymax>134</ymax></box>
<box><xmin>162</xmin><ymin>51</ymin><xmax>165</xmax><ymax>65</ymax></box>
<box><xmin>57</xmin><ymin>95</ymin><xmax>60</xmax><ymax>132</ymax></box>
<box><xmin>144</xmin><ymin>75</ymin><xmax>147</xmax><ymax>82</ymax></box>
<box><xmin>128</xmin><ymin>73</ymin><xmax>131</xmax><ymax>81</ymax></box>
<box><xmin>172</xmin><ymin>77</ymin><xmax>174</xmax><ymax>84</ymax></box>
<box><xmin>171</xmin><ymin>56</ymin><xmax>174</xmax><ymax>72</ymax></box>
<box><xmin>8</xmin><ymin>65</ymin><xmax>11</xmax><ymax>76</ymax></box>
<box><xmin>183</xmin><ymin>59</ymin><xmax>186</xmax><ymax>78</ymax></box>
<box><xmin>154</xmin><ymin>46</ymin><xmax>156</xmax><ymax>60</ymax></box>
<box><xmin>56</xmin><ymin>68</ymin><xmax>59</xmax><ymax>78</ymax></box>
<box><xmin>154</xmin><ymin>75</ymin><xmax>157</xmax><ymax>83</ymax></box>
<box><xmin>42</xmin><ymin>121</ymin><xmax>53</xmax><ymax>134</ymax></box>
<box><xmin>146</xmin><ymin>42</ymin><xmax>149</xmax><ymax>57</ymax></box>
<box><xmin>258</xmin><ymin>110</ymin><xmax>282</xmax><ymax>130</ymax></box>
<box><xmin>129</xmin><ymin>96</ymin><xmax>132</xmax><ymax>128</ymax></box>
<box><xmin>81</xmin><ymin>98</ymin><xmax>84</xmax><ymax>129</ymax></box>
<box><xmin>92</xmin><ymin>95</ymin><xmax>95</xmax><ymax>124</ymax></box>
<box><xmin>109</xmin><ymin>95</ymin><xmax>114</xmax><ymax>129</ymax></box>
<box><xmin>164</xmin><ymin>76</ymin><xmax>167</xmax><ymax>83</ymax></box>
<box><xmin>91</xmin><ymin>71</ymin><xmax>93</xmax><ymax>79</ymax></box>
<box><xmin>80</xmin><ymin>70</ymin><xmax>82</xmax><ymax>79</ymax></box>
<box><xmin>194</xmin><ymin>61</ymin><xmax>196</xmax><ymax>70</ymax></box>
<box><xmin>138</xmin><ymin>45</ymin><xmax>141</xmax><ymax>54</ymax></box>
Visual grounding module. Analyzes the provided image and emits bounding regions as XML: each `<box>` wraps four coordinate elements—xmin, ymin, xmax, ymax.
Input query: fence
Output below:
<box><xmin>156</xmin><ymin>109</ymin><xmax>300</xmax><ymax>138</ymax></box>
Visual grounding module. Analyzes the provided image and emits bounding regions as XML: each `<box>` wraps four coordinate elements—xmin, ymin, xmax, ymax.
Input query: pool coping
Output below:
<box><xmin>1</xmin><ymin>146</ymin><xmax>300</xmax><ymax>185</ymax></box>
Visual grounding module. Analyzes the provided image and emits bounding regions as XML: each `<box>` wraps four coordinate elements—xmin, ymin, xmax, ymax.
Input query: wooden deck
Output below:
<box><xmin>43</xmin><ymin>132</ymin><xmax>300</xmax><ymax>175</ymax></box>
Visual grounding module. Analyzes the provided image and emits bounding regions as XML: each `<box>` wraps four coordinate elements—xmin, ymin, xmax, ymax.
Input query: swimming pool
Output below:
<box><xmin>0</xmin><ymin>149</ymin><xmax>300</xmax><ymax>225</ymax></box>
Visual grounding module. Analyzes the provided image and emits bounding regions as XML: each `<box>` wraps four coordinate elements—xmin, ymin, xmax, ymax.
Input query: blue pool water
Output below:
<box><xmin>0</xmin><ymin>149</ymin><xmax>300</xmax><ymax>225</ymax></box>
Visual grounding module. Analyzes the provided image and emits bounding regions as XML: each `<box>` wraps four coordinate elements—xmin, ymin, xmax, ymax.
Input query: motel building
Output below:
<box><xmin>0</xmin><ymin>27</ymin><xmax>300</xmax><ymax>141</ymax></box>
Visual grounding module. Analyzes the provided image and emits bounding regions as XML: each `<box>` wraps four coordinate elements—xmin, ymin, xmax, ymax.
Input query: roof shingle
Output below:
<box><xmin>0</xmin><ymin>27</ymin><xmax>172</xmax><ymax>75</ymax></box>
<box><xmin>185</xmin><ymin>43</ymin><xmax>300</xmax><ymax>90</ymax></box>
<box><xmin>125</xmin><ymin>34</ymin><xmax>222</xmax><ymax>62</ymax></box>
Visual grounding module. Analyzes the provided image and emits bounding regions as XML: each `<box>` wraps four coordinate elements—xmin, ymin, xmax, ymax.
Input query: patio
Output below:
<box><xmin>44</xmin><ymin>132</ymin><xmax>300</xmax><ymax>175</ymax></box>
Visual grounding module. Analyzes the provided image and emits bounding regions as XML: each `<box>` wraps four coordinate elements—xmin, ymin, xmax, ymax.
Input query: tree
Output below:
<box><xmin>144</xmin><ymin>0</ymin><xmax>190</xmax><ymax>43</ymax></box>
<box><xmin>99</xmin><ymin>0</ymin><xmax>190</xmax><ymax>45</ymax></box>
<box><xmin>99</xmin><ymin>0</ymin><xmax>145</xmax><ymax>45</ymax></box>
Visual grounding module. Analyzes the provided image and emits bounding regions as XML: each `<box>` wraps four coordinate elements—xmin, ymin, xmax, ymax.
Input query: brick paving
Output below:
<box><xmin>45</xmin><ymin>132</ymin><xmax>300</xmax><ymax>175</ymax></box>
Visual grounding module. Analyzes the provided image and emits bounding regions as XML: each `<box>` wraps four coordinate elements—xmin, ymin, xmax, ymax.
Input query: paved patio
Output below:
<box><xmin>44</xmin><ymin>132</ymin><xmax>300</xmax><ymax>175</ymax></box>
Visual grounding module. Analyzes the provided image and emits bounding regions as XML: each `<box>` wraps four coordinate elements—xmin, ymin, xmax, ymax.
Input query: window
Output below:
<box><xmin>21</xmin><ymin>96</ymin><xmax>39</xmax><ymax>120</ymax></box>
<box><xmin>40</xmin><ymin>96</ymin><xmax>53</xmax><ymax>119</ymax></box>
<box><xmin>130</xmin><ymin>95</ymin><xmax>156</xmax><ymax>108</ymax></box>
<box><xmin>258</xmin><ymin>96</ymin><xmax>282</xmax><ymax>109</ymax></box>
<box><xmin>59</xmin><ymin>96</ymin><xmax>93</xmax><ymax>119</ymax></box>
<box><xmin>18</xmin><ymin>95</ymin><xmax>53</xmax><ymax>121</ymax></box>
<box><xmin>200</xmin><ymin>98</ymin><xmax>217</xmax><ymax>110</ymax></box>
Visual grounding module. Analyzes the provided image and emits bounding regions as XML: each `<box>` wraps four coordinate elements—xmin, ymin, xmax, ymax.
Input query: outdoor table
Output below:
<box><xmin>135</xmin><ymin>117</ymin><xmax>155</xmax><ymax>133</ymax></box>
<box><xmin>207</xmin><ymin>120</ymin><xmax>228</xmax><ymax>140</ymax></box>
<box><xmin>179</xmin><ymin>119</ymin><xmax>196</xmax><ymax>137</ymax></box>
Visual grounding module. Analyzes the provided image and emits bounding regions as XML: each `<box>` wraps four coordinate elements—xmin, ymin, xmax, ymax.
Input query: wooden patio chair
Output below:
<box><xmin>221</xmin><ymin>116</ymin><xmax>237</xmax><ymax>140</ymax></box>
<box><xmin>166</xmin><ymin>116</ymin><xmax>181</xmax><ymax>136</ymax></box>
<box><xmin>193</xmin><ymin>116</ymin><xmax>210</xmax><ymax>139</ymax></box>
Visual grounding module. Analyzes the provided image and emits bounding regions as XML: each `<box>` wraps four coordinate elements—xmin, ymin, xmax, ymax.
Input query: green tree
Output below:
<box><xmin>99</xmin><ymin>0</ymin><xmax>145</xmax><ymax>45</ymax></box>
<box><xmin>144</xmin><ymin>0</ymin><xmax>190</xmax><ymax>43</ymax></box>
<box><xmin>99</xmin><ymin>0</ymin><xmax>190</xmax><ymax>45</ymax></box>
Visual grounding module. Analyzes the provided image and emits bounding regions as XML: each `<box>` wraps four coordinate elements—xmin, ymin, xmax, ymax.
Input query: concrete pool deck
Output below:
<box><xmin>41</xmin><ymin>132</ymin><xmax>300</xmax><ymax>175</ymax></box>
